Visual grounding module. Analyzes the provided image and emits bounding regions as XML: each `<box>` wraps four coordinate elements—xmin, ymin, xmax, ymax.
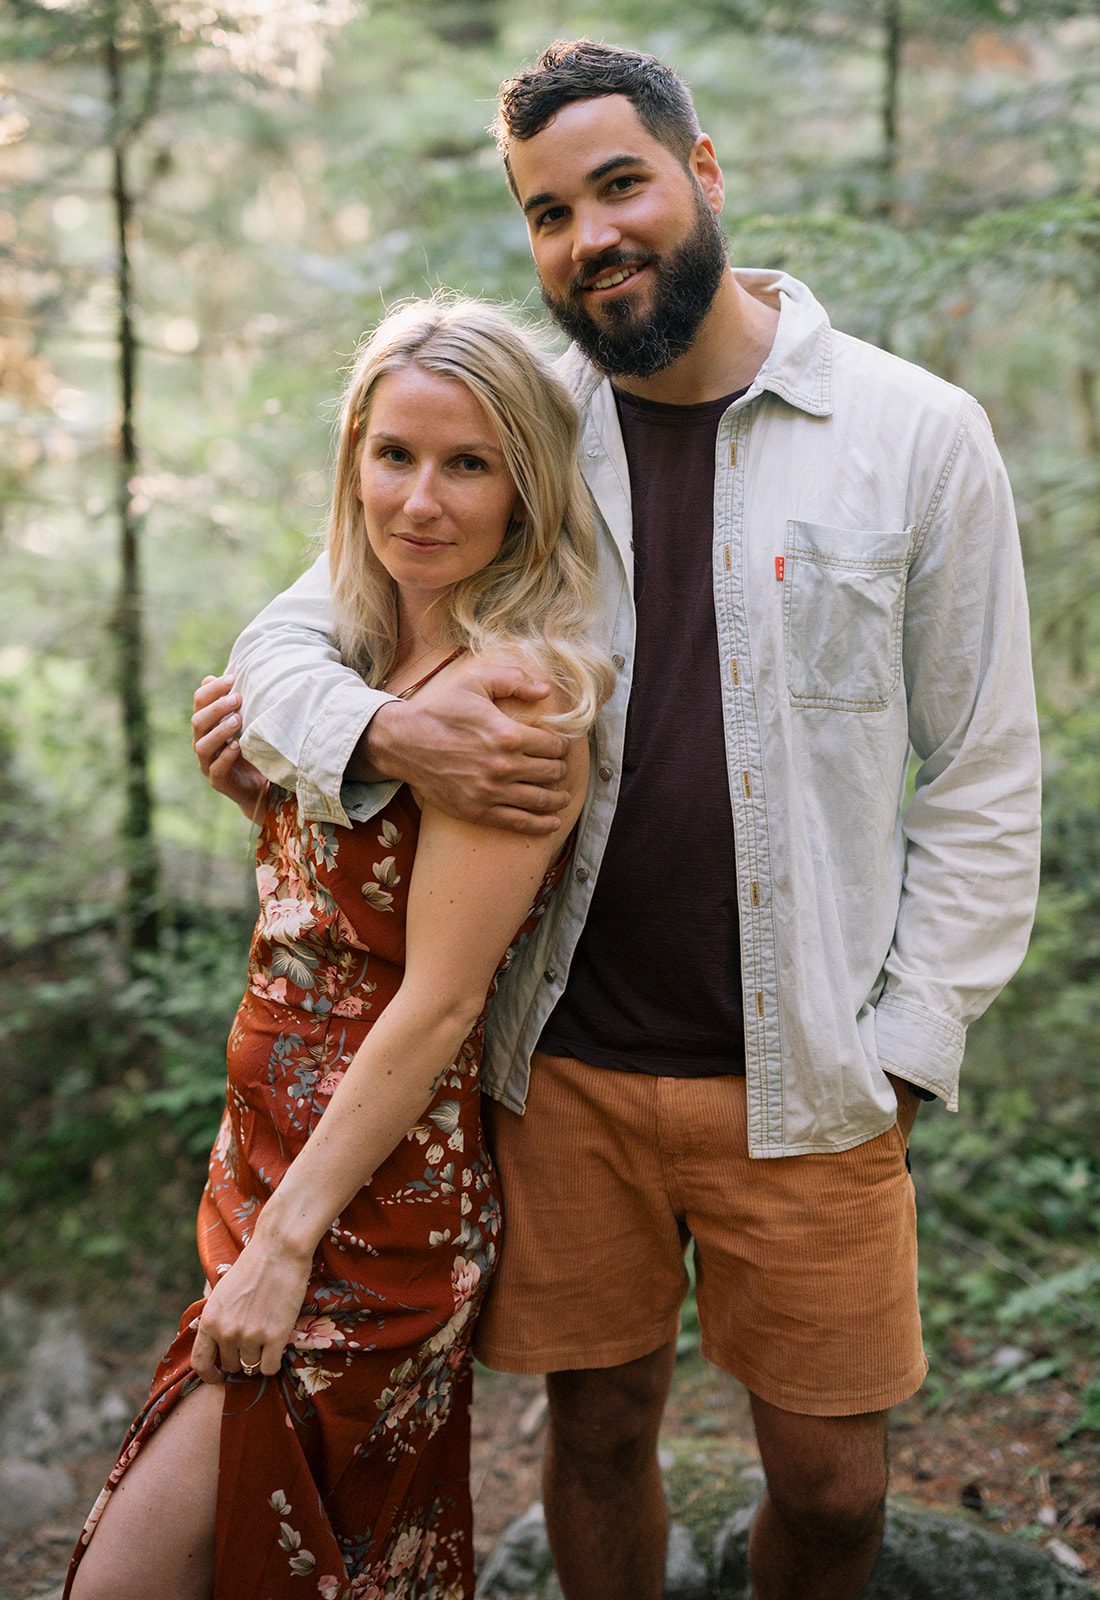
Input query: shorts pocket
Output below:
<box><xmin>784</xmin><ymin>521</ymin><xmax>912</xmax><ymax>710</ymax></box>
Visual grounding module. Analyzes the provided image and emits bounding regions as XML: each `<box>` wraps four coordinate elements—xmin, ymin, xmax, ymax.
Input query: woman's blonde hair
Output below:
<box><xmin>327</xmin><ymin>295</ymin><xmax>612</xmax><ymax>733</ymax></box>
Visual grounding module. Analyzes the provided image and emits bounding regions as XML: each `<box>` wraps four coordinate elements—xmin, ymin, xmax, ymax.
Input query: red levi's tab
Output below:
<box><xmin>775</xmin><ymin>556</ymin><xmax>785</xmax><ymax>581</ymax></box>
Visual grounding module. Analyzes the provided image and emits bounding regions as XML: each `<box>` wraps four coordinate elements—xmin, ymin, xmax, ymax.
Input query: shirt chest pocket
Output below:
<box><xmin>783</xmin><ymin>521</ymin><xmax>913</xmax><ymax>711</ymax></box>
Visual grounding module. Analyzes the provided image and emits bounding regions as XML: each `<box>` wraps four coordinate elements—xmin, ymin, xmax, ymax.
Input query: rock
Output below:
<box><xmin>665</xmin><ymin>1519</ymin><xmax>710</xmax><ymax>1600</ymax></box>
<box><xmin>475</xmin><ymin>1501</ymin><xmax>552</xmax><ymax>1598</ymax></box>
<box><xmin>0</xmin><ymin>1296</ymin><xmax>125</xmax><ymax>1465</ymax></box>
<box><xmin>1047</xmin><ymin>1540</ymin><xmax>1089</xmax><ymax>1576</ymax></box>
<box><xmin>481</xmin><ymin>1495</ymin><xmax>1097</xmax><ymax>1599</ymax></box>
<box><xmin>990</xmin><ymin>1345</ymin><xmax>1030</xmax><ymax>1371</ymax></box>
<box><xmin>712</xmin><ymin>1504</ymin><xmax>754</xmax><ymax>1598</ymax></box>
<box><xmin>870</xmin><ymin>1501</ymin><xmax>1096</xmax><ymax>1598</ymax></box>
<box><xmin>0</xmin><ymin>1460</ymin><xmax>76</xmax><ymax>1537</ymax></box>
<box><xmin>712</xmin><ymin>1499</ymin><xmax>1097</xmax><ymax>1600</ymax></box>
<box><xmin>476</xmin><ymin>1506</ymin><xmax>713</xmax><ymax>1600</ymax></box>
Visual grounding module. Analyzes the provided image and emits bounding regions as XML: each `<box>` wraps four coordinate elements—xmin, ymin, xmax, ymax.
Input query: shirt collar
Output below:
<box><xmin>557</xmin><ymin>269</ymin><xmax>834</xmax><ymax>420</ymax></box>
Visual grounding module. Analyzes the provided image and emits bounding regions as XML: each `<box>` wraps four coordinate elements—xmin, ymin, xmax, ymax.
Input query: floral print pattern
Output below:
<box><xmin>65</xmin><ymin>783</ymin><xmax>564</xmax><ymax>1600</ymax></box>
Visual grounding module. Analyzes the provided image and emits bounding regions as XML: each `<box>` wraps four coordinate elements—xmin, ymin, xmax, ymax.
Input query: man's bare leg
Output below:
<box><xmin>70</xmin><ymin>1379</ymin><xmax>223</xmax><ymax>1600</ymax></box>
<box><xmin>543</xmin><ymin>1341</ymin><xmax>676</xmax><ymax>1600</ymax></box>
<box><xmin>747</xmin><ymin>1392</ymin><xmax>889</xmax><ymax>1600</ymax></box>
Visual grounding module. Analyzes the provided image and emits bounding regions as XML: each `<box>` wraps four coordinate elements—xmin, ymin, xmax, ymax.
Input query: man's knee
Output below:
<box><xmin>546</xmin><ymin>1342</ymin><xmax>675</xmax><ymax>1467</ymax></box>
<box><xmin>764</xmin><ymin>1471</ymin><xmax>886</xmax><ymax>1552</ymax></box>
<box><xmin>750</xmin><ymin>1394</ymin><xmax>889</xmax><ymax>1546</ymax></box>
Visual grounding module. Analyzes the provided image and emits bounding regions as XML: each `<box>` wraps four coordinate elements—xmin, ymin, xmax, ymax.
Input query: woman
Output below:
<box><xmin>67</xmin><ymin>298</ymin><xmax>610</xmax><ymax>1600</ymax></box>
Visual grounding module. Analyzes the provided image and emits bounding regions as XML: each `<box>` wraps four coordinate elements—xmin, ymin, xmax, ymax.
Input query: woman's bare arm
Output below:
<box><xmin>191</xmin><ymin>692</ymin><xmax>589</xmax><ymax>1380</ymax></box>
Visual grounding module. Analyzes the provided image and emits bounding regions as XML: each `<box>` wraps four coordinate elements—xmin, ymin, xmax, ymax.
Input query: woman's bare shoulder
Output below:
<box><xmin>473</xmin><ymin>642</ymin><xmax>572</xmax><ymax>724</ymax></box>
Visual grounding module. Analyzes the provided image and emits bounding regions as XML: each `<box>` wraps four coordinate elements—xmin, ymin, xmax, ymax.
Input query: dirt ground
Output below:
<box><xmin>3</xmin><ymin>1350</ymin><xmax>1097</xmax><ymax>1597</ymax></box>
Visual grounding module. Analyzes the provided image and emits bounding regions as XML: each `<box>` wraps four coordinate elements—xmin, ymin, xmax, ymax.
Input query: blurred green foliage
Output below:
<box><xmin>0</xmin><ymin>0</ymin><xmax>1097</xmax><ymax>1430</ymax></box>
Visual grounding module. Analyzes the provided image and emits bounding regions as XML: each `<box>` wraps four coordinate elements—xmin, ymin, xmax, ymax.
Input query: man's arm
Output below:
<box><xmin>220</xmin><ymin>553</ymin><xmax>570</xmax><ymax>832</ymax></box>
<box><xmin>876</xmin><ymin>398</ymin><xmax>1042</xmax><ymax>1107</ymax></box>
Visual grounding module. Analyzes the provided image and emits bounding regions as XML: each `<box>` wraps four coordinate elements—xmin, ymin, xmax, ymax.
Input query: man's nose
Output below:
<box><xmin>571</xmin><ymin>205</ymin><xmax>621</xmax><ymax>263</ymax></box>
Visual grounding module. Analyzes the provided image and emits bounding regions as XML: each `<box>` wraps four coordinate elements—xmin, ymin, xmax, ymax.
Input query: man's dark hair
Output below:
<box><xmin>493</xmin><ymin>39</ymin><xmax>702</xmax><ymax>200</ymax></box>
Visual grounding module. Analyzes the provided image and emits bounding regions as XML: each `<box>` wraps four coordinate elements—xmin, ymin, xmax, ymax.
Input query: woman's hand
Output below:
<box><xmin>192</xmin><ymin>673</ymin><xmax>269</xmax><ymax>820</ymax></box>
<box><xmin>191</xmin><ymin>1231</ymin><xmax>313</xmax><ymax>1385</ymax></box>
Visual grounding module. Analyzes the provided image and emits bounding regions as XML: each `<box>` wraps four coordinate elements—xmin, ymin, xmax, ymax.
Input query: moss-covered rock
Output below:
<box><xmin>477</xmin><ymin>1488</ymin><xmax>1098</xmax><ymax>1599</ymax></box>
<box><xmin>714</xmin><ymin>1499</ymin><xmax>1097</xmax><ymax>1599</ymax></box>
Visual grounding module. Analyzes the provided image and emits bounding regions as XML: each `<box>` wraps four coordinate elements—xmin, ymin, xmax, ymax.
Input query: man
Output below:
<box><xmin>195</xmin><ymin>40</ymin><xmax>1040</xmax><ymax>1600</ymax></box>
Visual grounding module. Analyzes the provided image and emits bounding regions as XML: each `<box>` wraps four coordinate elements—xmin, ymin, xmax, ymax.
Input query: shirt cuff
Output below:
<box><xmin>874</xmin><ymin>995</ymin><xmax>965</xmax><ymax>1112</ymax></box>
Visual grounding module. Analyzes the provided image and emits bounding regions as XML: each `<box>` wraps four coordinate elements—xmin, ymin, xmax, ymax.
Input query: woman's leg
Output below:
<box><xmin>70</xmin><ymin>1379</ymin><xmax>223</xmax><ymax>1600</ymax></box>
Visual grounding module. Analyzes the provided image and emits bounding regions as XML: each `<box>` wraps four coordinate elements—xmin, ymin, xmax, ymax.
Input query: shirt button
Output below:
<box><xmin>612</xmin><ymin>654</ymin><xmax>625</xmax><ymax>669</ymax></box>
<box><xmin>598</xmin><ymin>765</ymin><xmax>613</xmax><ymax>782</ymax></box>
<box><xmin>543</xmin><ymin>969</ymin><xmax>557</xmax><ymax>983</ymax></box>
<box><xmin>586</xmin><ymin>448</ymin><xmax>599</xmax><ymax>458</ymax></box>
<box><xmin>575</xmin><ymin>867</ymin><xmax>589</xmax><ymax>883</ymax></box>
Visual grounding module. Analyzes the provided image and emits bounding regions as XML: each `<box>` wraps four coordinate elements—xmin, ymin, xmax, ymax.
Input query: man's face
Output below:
<box><xmin>508</xmin><ymin>94</ymin><xmax>729</xmax><ymax>380</ymax></box>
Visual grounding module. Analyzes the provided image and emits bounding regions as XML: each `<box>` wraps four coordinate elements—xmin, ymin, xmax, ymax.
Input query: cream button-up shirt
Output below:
<box><xmin>231</xmin><ymin>271</ymin><xmax>1041</xmax><ymax>1157</ymax></box>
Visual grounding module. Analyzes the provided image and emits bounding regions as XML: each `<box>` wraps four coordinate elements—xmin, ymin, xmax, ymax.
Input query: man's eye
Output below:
<box><xmin>535</xmin><ymin>206</ymin><xmax>566</xmax><ymax>229</ymax></box>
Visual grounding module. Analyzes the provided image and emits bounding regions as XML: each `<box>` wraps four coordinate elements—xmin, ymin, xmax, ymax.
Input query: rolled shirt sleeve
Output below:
<box><xmin>228</xmin><ymin>553</ymin><xmax>398</xmax><ymax>827</ymax></box>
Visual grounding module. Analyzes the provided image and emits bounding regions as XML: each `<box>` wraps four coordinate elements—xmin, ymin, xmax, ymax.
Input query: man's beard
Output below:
<box><xmin>539</xmin><ymin>185</ymin><xmax>729</xmax><ymax>381</ymax></box>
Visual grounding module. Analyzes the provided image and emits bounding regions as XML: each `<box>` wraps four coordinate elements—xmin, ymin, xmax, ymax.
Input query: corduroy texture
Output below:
<box><xmin>475</xmin><ymin>1054</ymin><xmax>926</xmax><ymax>1417</ymax></box>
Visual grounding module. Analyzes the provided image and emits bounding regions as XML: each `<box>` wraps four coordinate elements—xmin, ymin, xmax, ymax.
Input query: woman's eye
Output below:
<box><xmin>457</xmin><ymin>456</ymin><xmax>486</xmax><ymax>472</ymax></box>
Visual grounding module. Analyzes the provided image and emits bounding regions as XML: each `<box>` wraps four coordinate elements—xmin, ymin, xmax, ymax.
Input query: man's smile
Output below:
<box><xmin>572</xmin><ymin>253</ymin><xmax>654</xmax><ymax>303</ymax></box>
<box><xmin>586</xmin><ymin>264</ymin><xmax>643</xmax><ymax>293</ymax></box>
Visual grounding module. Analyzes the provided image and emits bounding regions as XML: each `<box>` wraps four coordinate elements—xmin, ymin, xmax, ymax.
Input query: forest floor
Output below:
<box><xmin>2</xmin><ymin>1342</ymin><xmax>1097</xmax><ymax>1597</ymax></box>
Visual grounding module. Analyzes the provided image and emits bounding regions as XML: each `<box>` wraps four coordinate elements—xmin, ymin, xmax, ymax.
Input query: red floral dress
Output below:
<box><xmin>65</xmin><ymin>782</ymin><xmax>562</xmax><ymax>1600</ymax></box>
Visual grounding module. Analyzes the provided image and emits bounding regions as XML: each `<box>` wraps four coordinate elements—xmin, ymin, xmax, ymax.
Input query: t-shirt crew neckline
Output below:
<box><xmin>611</xmin><ymin>385</ymin><xmax>748</xmax><ymax>421</ymax></box>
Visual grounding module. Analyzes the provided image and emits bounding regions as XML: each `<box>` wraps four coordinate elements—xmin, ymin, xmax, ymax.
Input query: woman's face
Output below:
<box><xmin>357</xmin><ymin>365</ymin><xmax>523</xmax><ymax>609</ymax></box>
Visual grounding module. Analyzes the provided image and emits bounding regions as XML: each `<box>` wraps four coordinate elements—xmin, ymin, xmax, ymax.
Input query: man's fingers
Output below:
<box><xmin>480</xmin><ymin>805</ymin><xmax>564</xmax><ymax>837</ymax></box>
<box><xmin>508</xmin><ymin>756</ymin><xmax>569</xmax><ymax>788</ymax></box>
<box><xmin>463</xmin><ymin>663</ymin><xmax>550</xmax><ymax>702</ymax></box>
<box><xmin>503</xmin><ymin>722</ymin><xmax>569</xmax><ymax>763</ymax></box>
<box><xmin>507</xmin><ymin>783</ymin><xmax>570</xmax><ymax>814</ymax></box>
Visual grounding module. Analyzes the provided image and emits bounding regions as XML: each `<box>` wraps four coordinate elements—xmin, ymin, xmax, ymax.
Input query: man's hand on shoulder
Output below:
<box><xmin>354</xmin><ymin>656</ymin><xmax>571</xmax><ymax>836</ymax></box>
<box><xmin>192</xmin><ymin>674</ymin><xmax>269</xmax><ymax>820</ymax></box>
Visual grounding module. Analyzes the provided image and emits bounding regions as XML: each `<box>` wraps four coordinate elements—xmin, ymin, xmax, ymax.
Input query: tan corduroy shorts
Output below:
<box><xmin>474</xmin><ymin>1053</ymin><xmax>927</xmax><ymax>1417</ymax></box>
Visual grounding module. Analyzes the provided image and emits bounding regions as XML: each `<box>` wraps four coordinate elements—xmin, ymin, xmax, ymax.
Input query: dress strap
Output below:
<box><xmin>394</xmin><ymin>649</ymin><xmax>465</xmax><ymax>700</ymax></box>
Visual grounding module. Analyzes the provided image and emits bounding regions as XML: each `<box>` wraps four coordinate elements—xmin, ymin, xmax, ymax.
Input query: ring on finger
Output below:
<box><xmin>241</xmin><ymin>1358</ymin><xmax>261</xmax><ymax>1377</ymax></box>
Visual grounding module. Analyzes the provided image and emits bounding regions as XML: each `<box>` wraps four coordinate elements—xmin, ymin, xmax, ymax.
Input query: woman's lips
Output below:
<box><xmin>395</xmin><ymin>533</ymin><xmax>449</xmax><ymax>550</ymax></box>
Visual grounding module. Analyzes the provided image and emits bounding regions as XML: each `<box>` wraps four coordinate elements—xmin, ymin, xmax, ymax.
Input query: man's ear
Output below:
<box><xmin>690</xmin><ymin>135</ymin><xmax>725</xmax><ymax>215</ymax></box>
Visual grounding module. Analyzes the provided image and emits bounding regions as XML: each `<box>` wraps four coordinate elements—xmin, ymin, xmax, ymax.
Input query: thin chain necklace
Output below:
<box><xmin>384</xmin><ymin>639</ymin><xmax>446</xmax><ymax>691</ymax></box>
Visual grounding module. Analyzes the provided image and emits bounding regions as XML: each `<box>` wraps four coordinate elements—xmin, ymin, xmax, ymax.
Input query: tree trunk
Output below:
<box><xmin>879</xmin><ymin>0</ymin><xmax>903</xmax><ymax>220</ymax></box>
<box><xmin>107</xmin><ymin>35</ymin><xmax>159</xmax><ymax>956</ymax></box>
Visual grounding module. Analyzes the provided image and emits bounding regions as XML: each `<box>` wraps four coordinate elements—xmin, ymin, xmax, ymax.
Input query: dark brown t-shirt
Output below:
<box><xmin>539</xmin><ymin>386</ymin><xmax>747</xmax><ymax>1077</ymax></box>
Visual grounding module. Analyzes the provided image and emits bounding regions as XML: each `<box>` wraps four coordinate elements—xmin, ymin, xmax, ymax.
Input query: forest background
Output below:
<box><xmin>2</xmin><ymin>0</ymin><xmax>1099</xmax><ymax>1468</ymax></box>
